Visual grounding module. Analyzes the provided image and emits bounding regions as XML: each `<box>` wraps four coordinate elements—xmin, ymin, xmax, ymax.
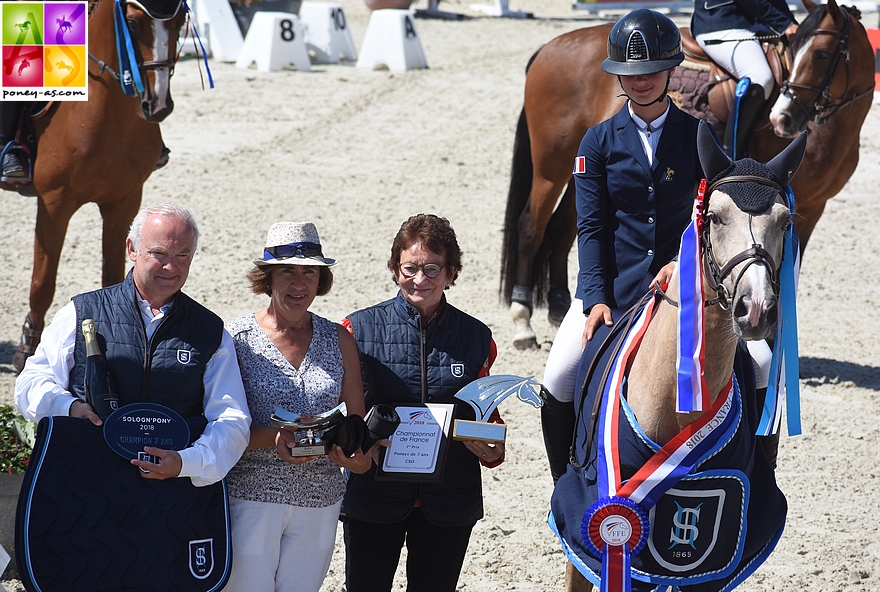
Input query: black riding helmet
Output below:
<box><xmin>601</xmin><ymin>9</ymin><xmax>684</xmax><ymax>76</ymax></box>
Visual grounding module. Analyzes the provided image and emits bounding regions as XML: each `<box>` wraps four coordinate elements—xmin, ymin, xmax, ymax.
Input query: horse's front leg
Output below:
<box><xmin>565</xmin><ymin>561</ymin><xmax>593</xmax><ymax>592</ymax></box>
<box><xmin>99</xmin><ymin>191</ymin><xmax>143</xmax><ymax>287</ymax></box>
<box><xmin>13</xmin><ymin>194</ymin><xmax>78</xmax><ymax>371</ymax></box>
<box><xmin>511</xmin><ymin>173</ymin><xmax>569</xmax><ymax>349</ymax></box>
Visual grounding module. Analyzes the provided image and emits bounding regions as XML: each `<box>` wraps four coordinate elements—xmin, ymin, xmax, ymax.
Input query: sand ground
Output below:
<box><xmin>2</xmin><ymin>0</ymin><xmax>879</xmax><ymax>589</ymax></box>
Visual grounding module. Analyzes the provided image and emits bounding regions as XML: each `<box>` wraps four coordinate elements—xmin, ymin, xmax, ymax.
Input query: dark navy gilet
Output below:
<box><xmin>342</xmin><ymin>292</ymin><xmax>492</xmax><ymax>526</ymax></box>
<box><xmin>69</xmin><ymin>271</ymin><xmax>223</xmax><ymax>418</ymax></box>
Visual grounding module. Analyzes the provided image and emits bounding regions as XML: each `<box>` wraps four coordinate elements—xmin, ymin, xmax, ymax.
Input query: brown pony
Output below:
<box><xmin>7</xmin><ymin>0</ymin><xmax>187</xmax><ymax>371</ymax></box>
<box><xmin>499</xmin><ymin>0</ymin><xmax>874</xmax><ymax>350</ymax></box>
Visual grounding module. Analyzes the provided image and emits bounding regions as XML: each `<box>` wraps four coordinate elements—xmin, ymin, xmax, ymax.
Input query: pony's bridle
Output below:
<box><xmin>779</xmin><ymin>6</ymin><xmax>875</xmax><ymax>126</ymax></box>
<box><xmin>700</xmin><ymin>175</ymin><xmax>784</xmax><ymax>309</ymax></box>
<box><xmin>88</xmin><ymin>0</ymin><xmax>183</xmax><ymax>89</ymax></box>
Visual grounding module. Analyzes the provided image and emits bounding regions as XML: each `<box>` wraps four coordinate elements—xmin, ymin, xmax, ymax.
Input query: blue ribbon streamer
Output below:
<box><xmin>115</xmin><ymin>0</ymin><xmax>145</xmax><ymax>95</ymax></box>
<box><xmin>758</xmin><ymin>186</ymin><xmax>801</xmax><ymax>436</ymax></box>
<box><xmin>184</xmin><ymin>1</ymin><xmax>214</xmax><ymax>89</ymax></box>
<box><xmin>676</xmin><ymin>219</ymin><xmax>701</xmax><ymax>412</ymax></box>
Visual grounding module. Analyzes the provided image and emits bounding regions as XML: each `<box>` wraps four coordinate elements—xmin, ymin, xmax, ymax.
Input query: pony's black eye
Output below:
<box><xmin>706</xmin><ymin>212</ymin><xmax>722</xmax><ymax>225</ymax></box>
<box><xmin>815</xmin><ymin>50</ymin><xmax>831</xmax><ymax>60</ymax></box>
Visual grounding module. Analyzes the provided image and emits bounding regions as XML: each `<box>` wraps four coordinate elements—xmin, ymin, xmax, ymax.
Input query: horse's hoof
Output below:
<box><xmin>513</xmin><ymin>336</ymin><xmax>539</xmax><ymax>350</ymax></box>
<box><xmin>13</xmin><ymin>315</ymin><xmax>42</xmax><ymax>373</ymax></box>
<box><xmin>12</xmin><ymin>349</ymin><xmax>29</xmax><ymax>373</ymax></box>
<box><xmin>547</xmin><ymin>287</ymin><xmax>572</xmax><ymax>326</ymax></box>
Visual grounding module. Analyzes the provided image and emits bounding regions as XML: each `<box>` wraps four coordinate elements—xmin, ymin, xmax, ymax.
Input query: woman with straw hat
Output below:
<box><xmin>224</xmin><ymin>221</ymin><xmax>372</xmax><ymax>592</ymax></box>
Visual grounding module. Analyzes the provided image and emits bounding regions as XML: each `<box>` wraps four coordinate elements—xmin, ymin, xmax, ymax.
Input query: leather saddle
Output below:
<box><xmin>677</xmin><ymin>26</ymin><xmax>789</xmax><ymax>127</ymax></box>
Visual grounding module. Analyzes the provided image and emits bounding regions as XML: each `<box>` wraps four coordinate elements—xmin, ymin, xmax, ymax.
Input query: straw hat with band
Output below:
<box><xmin>253</xmin><ymin>221</ymin><xmax>337</xmax><ymax>267</ymax></box>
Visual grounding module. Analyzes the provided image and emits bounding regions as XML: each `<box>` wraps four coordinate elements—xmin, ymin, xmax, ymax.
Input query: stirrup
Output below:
<box><xmin>13</xmin><ymin>315</ymin><xmax>42</xmax><ymax>373</ymax></box>
<box><xmin>1</xmin><ymin>141</ymin><xmax>33</xmax><ymax>186</ymax></box>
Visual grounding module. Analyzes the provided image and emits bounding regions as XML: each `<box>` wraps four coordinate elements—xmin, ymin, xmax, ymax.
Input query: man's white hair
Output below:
<box><xmin>128</xmin><ymin>204</ymin><xmax>199</xmax><ymax>252</ymax></box>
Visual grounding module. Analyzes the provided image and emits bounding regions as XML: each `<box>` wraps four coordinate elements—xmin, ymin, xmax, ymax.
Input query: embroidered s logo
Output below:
<box><xmin>177</xmin><ymin>349</ymin><xmax>192</xmax><ymax>365</ymax></box>
<box><xmin>451</xmin><ymin>363</ymin><xmax>464</xmax><ymax>378</ymax></box>
<box><xmin>189</xmin><ymin>538</ymin><xmax>214</xmax><ymax>579</ymax></box>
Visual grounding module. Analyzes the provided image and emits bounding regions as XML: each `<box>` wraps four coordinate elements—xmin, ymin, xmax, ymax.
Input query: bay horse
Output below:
<box><xmin>499</xmin><ymin>0</ymin><xmax>874</xmax><ymax>349</ymax></box>
<box><xmin>6</xmin><ymin>0</ymin><xmax>188</xmax><ymax>371</ymax></box>
<box><xmin>551</xmin><ymin>123</ymin><xmax>806</xmax><ymax>591</ymax></box>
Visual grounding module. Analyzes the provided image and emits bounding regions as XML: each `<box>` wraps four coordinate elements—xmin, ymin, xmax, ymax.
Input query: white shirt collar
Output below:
<box><xmin>135</xmin><ymin>292</ymin><xmax>173</xmax><ymax>340</ymax></box>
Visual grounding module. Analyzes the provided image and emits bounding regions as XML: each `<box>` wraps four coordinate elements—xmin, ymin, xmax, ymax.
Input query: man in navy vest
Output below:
<box><xmin>15</xmin><ymin>203</ymin><xmax>251</xmax><ymax>485</ymax></box>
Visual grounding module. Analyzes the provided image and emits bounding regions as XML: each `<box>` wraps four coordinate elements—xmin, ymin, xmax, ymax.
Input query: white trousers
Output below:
<box><xmin>224</xmin><ymin>497</ymin><xmax>342</xmax><ymax>592</ymax></box>
<box><xmin>542</xmin><ymin>298</ymin><xmax>774</xmax><ymax>402</ymax></box>
<box><xmin>696</xmin><ymin>29</ymin><xmax>774</xmax><ymax>100</ymax></box>
<box><xmin>542</xmin><ymin>299</ymin><xmax>587</xmax><ymax>404</ymax></box>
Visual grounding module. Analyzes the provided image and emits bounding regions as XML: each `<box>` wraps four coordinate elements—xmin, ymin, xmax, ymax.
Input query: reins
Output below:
<box><xmin>570</xmin><ymin>290</ymin><xmax>657</xmax><ymax>469</ymax></box>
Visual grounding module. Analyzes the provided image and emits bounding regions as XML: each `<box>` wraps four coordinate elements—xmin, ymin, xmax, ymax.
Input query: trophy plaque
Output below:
<box><xmin>270</xmin><ymin>402</ymin><xmax>347</xmax><ymax>457</ymax></box>
<box><xmin>452</xmin><ymin>375</ymin><xmax>544</xmax><ymax>443</ymax></box>
<box><xmin>103</xmin><ymin>402</ymin><xmax>191</xmax><ymax>462</ymax></box>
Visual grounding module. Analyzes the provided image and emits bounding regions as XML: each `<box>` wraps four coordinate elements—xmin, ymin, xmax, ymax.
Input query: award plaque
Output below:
<box><xmin>452</xmin><ymin>375</ymin><xmax>543</xmax><ymax>443</ymax></box>
<box><xmin>270</xmin><ymin>402</ymin><xmax>347</xmax><ymax>457</ymax></box>
<box><xmin>103</xmin><ymin>402</ymin><xmax>191</xmax><ymax>461</ymax></box>
<box><xmin>376</xmin><ymin>402</ymin><xmax>454</xmax><ymax>483</ymax></box>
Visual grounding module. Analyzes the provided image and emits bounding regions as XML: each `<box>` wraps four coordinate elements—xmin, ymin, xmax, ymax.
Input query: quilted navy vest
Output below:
<box><xmin>343</xmin><ymin>292</ymin><xmax>492</xmax><ymax>526</ymax></box>
<box><xmin>69</xmin><ymin>271</ymin><xmax>223</xmax><ymax>418</ymax></box>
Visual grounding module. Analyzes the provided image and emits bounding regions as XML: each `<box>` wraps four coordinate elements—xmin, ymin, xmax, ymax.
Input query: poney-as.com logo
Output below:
<box><xmin>1</xmin><ymin>2</ymin><xmax>87</xmax><ymax>101</ymax></box>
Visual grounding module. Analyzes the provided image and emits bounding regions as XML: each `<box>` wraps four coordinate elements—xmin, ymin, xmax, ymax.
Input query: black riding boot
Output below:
<box><xmin>724</xmin><ymin>83</ymin><xmax>765</xmax><ymax>160</ymax></box>
<box><xmin>1</xmin><ymin>101</ymin><xmax>29</xmax><ymax>183</ymax></box>
<box><xmin>541</xmin><ymin>389</ymin><xmax>576</xmax><ymax>484</ymax></box>
<box><xmin>754</xmin><ymin>386</ymin><xmax>780</xmax><ymax>469</ymax></box>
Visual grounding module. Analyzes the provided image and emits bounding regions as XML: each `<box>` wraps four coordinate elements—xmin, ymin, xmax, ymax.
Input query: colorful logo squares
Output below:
<box><xmin>1</xmin><ymin>2</ymin><xmax>87</xmax><ymax>99</ymax></box>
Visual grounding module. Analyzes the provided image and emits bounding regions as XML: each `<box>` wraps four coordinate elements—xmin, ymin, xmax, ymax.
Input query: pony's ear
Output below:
<box><xmin>766</xmin><ymin>131</ymin><xmax>808</xmax><ymax>185</ymax></box>
<box><xmin>697</xmin><ymin>121</ymin><xmax>730</xmax><ymax>180</ymax></box>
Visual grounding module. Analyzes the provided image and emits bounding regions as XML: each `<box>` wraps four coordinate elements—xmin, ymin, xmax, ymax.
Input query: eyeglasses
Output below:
<box><xmin>265</xmin><ymin>242</ymin><xmax>323</xmax><ymax>260</ymax></box>
<box><xmin>399</xmin><ymin>263</ymin><xmax>445</xmax><ymax>278</ymax></box>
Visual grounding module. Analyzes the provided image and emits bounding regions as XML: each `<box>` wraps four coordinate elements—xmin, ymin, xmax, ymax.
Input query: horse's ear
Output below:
<box><xmin>697</xmin><ymin>121</ymin><xmax>730</xmax><ymax>181</ymax></box>
<box><xmin>766</xmin><ymin>131</ymin><xmax>808</xmax><ymax>185</ymax></box>
<box><xmin>802</xmin><ymin>0</ymin><xmax>817</xmax><ymax>12</ymax></box>
<box><xmin>826</xmin><ymin>0</ymin><xmax>842</xmax><ymax>22</ymax></box>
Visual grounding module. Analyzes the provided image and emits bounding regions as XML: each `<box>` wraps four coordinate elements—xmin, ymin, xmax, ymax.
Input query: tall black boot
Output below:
<box><xmin>541</xmin><ymin>389</ymin><xmax>576</xmax><ymax>484</ymax></box>
<box><xmin>724</xmin><ymin>83</ymin><xmax>765</xmax><ymax>160</ymax></box>
<box><xmin>754</xmin><ymin>386</ymin><xmax>780</xmax><ymax>469</ymax></box>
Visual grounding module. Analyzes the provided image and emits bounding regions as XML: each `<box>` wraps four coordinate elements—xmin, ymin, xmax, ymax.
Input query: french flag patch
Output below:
<box><xmin>573</xmin><ymin>156</ymin><xmax>586</xmax><ymax>174</ymax></box>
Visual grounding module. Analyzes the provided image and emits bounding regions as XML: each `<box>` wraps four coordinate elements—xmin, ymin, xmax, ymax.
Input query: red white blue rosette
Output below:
<box><xmin>582</xmin><ymin>496</ymin><xmax>650</xmax><ymax>592</ymax></box>
<box><xmin>582</xmin><ymin>496</ymin><xmax>650</xmax><ymax>557</ymax></box>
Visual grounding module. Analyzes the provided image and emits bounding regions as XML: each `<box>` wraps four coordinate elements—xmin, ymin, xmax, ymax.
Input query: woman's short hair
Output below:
<box><xmin>387</xmin><ymin>214</ymin><xmax>462</xmax><ymax>287</ymax></box>
<box><xmin>246</xmin><ymin>265</ymin><xmax>333</xmax><ymax>297</ymax></box>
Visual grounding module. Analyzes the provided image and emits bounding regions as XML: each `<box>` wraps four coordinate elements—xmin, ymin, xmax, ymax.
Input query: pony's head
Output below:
<box><xmin>697</xmin><ymin>122</ymin><xmax>807</xmax><ymax>340</ymax></box>
<box><xmin>770</xmin><ymin>0</ymin><xmax>873</xmax><ymax>136</ymax></box>
<box><xmin>122</xmin><ymin>0</ymin><xmax>186</xmax><ymax>121</ymax></box>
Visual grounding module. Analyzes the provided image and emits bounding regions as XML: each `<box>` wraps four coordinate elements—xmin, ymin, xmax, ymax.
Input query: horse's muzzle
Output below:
<box><xmin>733</xmin><ymin>292</ymin><xmax>778</xmax><ymax>340</ymax></box>
<box><xmin>142</xmin><ymin>95</ymin><xmax>174</xmax><ymax>123</ymax></box>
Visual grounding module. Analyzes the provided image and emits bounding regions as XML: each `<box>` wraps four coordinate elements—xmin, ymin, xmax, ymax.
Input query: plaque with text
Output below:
<box><xmin>103</xmin><ymin>402</ymin><xmax>190</xmax><ymax>460</ymax></box>
<box><xmin>375</xmin><ymin>403</ymin><xmax>454</xmax><ymax>482</ymax></box>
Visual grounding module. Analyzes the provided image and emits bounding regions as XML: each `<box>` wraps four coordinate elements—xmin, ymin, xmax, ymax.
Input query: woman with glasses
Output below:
<box><xmin>223</xmin><ymin>221</ymin><xmax>373</xmax><ymax>592</ymax></box>
<box><xmin>341</xmin><ymin>213</ymin><xmax>504</xmax><ymax>592</ymax></box>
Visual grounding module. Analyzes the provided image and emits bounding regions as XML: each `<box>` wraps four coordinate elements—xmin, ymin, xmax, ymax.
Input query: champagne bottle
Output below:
<box><xmin>82</xmin><ymin>319</ymin><xmax>120</xmax><ymax>419</ymax></box>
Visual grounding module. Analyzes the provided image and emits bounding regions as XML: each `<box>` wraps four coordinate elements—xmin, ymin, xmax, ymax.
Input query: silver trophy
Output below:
<box><xmin>453</xmin><ymin>375</ymin><xmax>543</xmax><ymax>443</ymax></box>
<box><xmin>270</xmin><ymin>402</ymin><xmax>347</xmax><ymax>457</ymax></box>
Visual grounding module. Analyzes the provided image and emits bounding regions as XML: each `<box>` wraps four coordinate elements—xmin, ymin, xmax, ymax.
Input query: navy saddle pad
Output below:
<box><xmin>16</xmin><ymin>416</ymin><xmax>231</xmax><ymax>592</ymax></box>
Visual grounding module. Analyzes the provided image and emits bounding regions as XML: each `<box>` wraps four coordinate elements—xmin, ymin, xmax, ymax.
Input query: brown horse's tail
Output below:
<box><xmin>500</xmin><ymin>106</ymin><xmax>533</xmax><ymax>306</ymax></box>
<box><xmin>501</xmin><ymin>47</ymin><xmax>553</xmax><ymax>308</ymax></box>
